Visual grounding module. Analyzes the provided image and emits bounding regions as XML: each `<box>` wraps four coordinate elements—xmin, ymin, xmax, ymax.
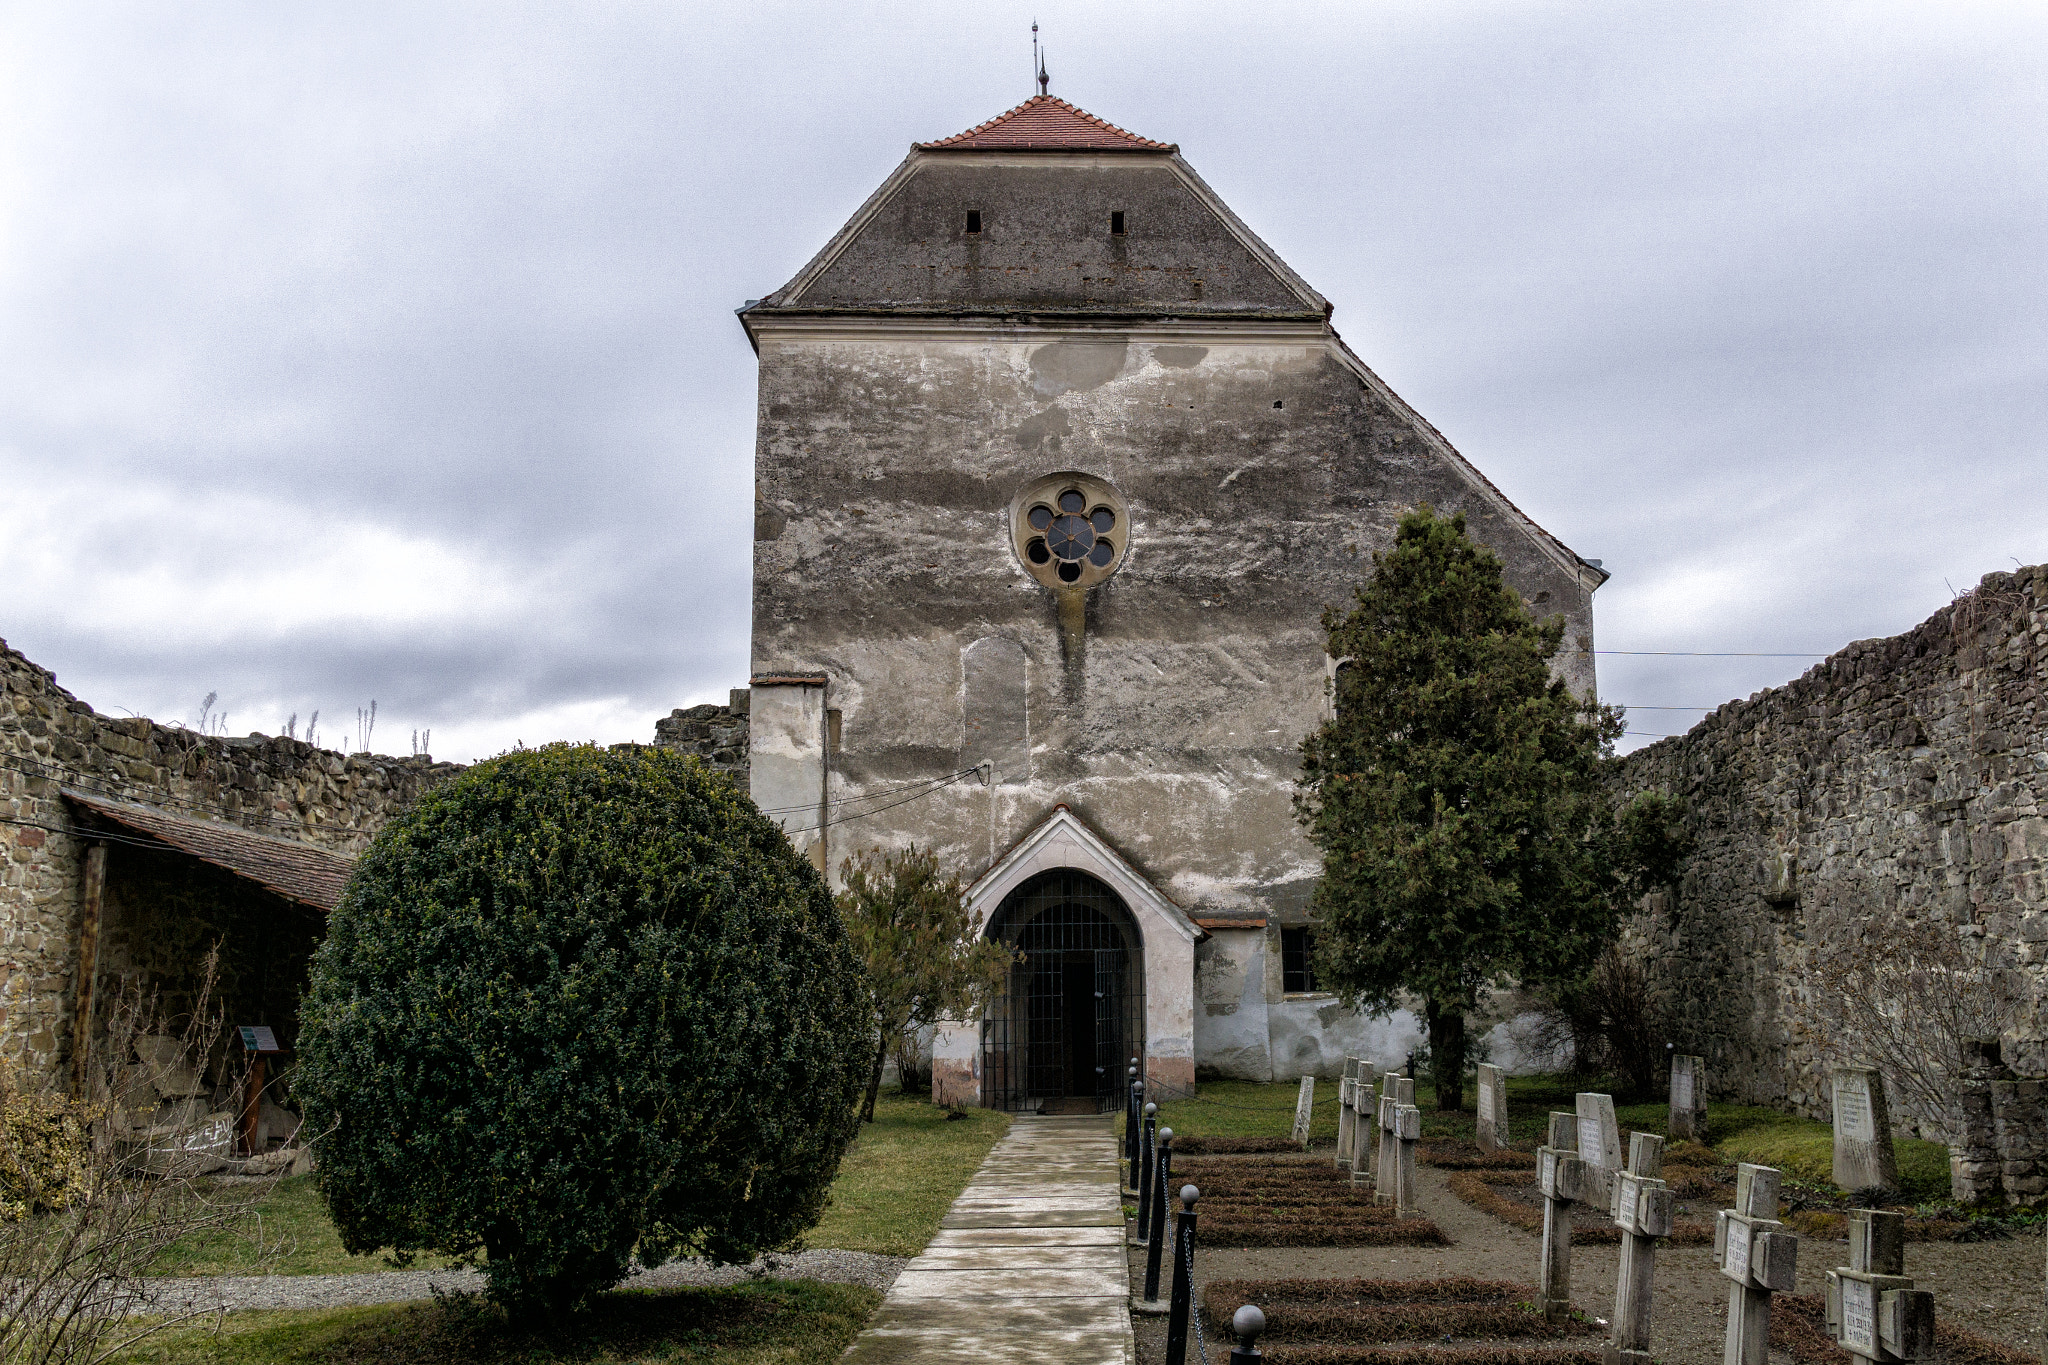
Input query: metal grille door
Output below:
<box><xmin>980</xmin><ymin>869</ymin><xmax>1144</xmax><ymax>1112</ymax></box>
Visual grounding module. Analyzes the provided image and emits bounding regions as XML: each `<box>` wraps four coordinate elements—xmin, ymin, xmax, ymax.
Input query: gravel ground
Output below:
<box><xmin>1132</xmin><ymin>1160</ymin><xmax>2045</xmax><ymax>1365</ymax></box>
<box><xmin>125</xmin><ymin>1249</ymin><xmax>908</xmax><ymax>1316</ymax></box>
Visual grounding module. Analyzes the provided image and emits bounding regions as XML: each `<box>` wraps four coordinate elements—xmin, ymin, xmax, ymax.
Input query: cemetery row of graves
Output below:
<box><xmin>1118</xmin><ymin>1056</ymin><xmax>2043</xmax><ymax>1365</ymax></box>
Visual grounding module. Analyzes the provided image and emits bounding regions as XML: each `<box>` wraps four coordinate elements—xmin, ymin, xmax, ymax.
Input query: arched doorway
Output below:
<box><xmin>980</xmin><ymin>868</ymin><xmax>1144</xmax><ymax>1112</ymax></box>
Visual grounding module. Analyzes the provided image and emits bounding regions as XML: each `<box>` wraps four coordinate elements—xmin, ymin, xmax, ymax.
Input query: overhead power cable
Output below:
<box><xmin>777</xmin><ymin>769</ymin><xmax>982</xmax><ymax>835</ymax></box>
<box><xmin>0</xmin><ymin>813</ymin><xmax>194</xmax><ymax>853</ymax></box>
<box><xmin>753</xmin><ymin>767</ymin><xmax>981</xmax><ymax>816</ymax></box>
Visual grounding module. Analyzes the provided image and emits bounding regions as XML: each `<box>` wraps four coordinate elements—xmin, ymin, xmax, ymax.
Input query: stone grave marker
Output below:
<box><xmin>1364</xmin><ymin>1068</ymin><xmax>1399</xmax><ymax>1186</ymax></box>
<box><xmin>1607</xmin><ymin>1132</ymin><xmax>1675</xmax><ymax>1365</ymax></box>
<box><xmin>1716</xmin><ymin>1162</ymin><xmax>1798</xmax><ymax>1365</ymax></box>
<box><xmin>1670</xmin><ymin>1053</ymin><xmax>1707</xmax><ymax>1140</ymax></box>
<box><xmin>1475</xmin><ymin>1062</ymin><xmax>1508</xmax><ymax>1152</ymax></box>
<box><xmin>1825</xmin><ymin>1209</ymin><xmax>1934</xmax><ymax>1363</ymax></box>
<box><xmin>1394</xmin><ymin>1093</ymin><xmax>1422</xmax><ymax>1218</ymax></box>
<box><xmin>1348</xmin><ymin>1067</ymin><xmax>1371</xmax><ymax>1175</ymax></box>
<box><xmin>1575</xmin><ymin>1091</ymin><xmax>1624</xmax><ymax>1212</ymax></box>
<box><xmin>1291</xmin><ymin>1074</ymin><xmax>1316</xmax><ymax>1147</ymax></box>
<box><xmin>1832</xmin><ymin>1067</ymin><xmax>1900</xmax><ymax>1195</ymax></box>
<box><xmin>1537</xmin><ymin>1111</ymin><xmax>1583</xmax><ymax>1323</ymax></box>
<box><xmin>1337</xmin><ymin>1057</ymin><xmax>1359</xmax><ymax>1169</ymax></box>
<box><xmin>1377</xmin><ymin>1075</ymin><xmax>1415</xmax><ymax>1207</ymax></box>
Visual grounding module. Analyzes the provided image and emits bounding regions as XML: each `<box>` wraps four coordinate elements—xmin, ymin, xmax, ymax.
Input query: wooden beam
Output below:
<box><xmin>70</xmin><ymin>841</ymin><xmax>108</xmax><ymax>1098</ymax></box>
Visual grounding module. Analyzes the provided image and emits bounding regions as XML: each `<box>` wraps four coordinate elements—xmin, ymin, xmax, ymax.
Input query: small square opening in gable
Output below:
<box><xmin>965</xmin><ymin>210</ymin><xmax>982</xmax><ymax>235</ymax></box>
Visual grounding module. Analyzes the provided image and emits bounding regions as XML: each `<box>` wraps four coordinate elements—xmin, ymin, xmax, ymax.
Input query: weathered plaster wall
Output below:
<box><xmin>1615</xmin><ymin>567</ymin><xmax>2048</xmax><ymax>1128</ymax></box>
<box><xmin>748</xmin><ymin>328</ymin><xmax>1600</xmax><ymax>1089</ymax></box>
<box><xmin>749</xmin><ymin>333</ymin><xmax>1597</xmax><ymax>903</ymax></box>
<box><xmin>0</xmin><ymin>640</ymin><xmax>460</xmax><ymax>1078</ymax></box>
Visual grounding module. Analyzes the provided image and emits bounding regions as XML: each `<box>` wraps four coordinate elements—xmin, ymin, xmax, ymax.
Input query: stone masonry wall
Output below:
<box><xmin>650</xmin><ymin>690</ymin><xmax>750</xmax><ymax>787</ymax></box>
<box><xmin>0</xmin><ymin>638</ymin><xmax>461</xmax><ymax>1079</ymax></box>
<box><xmin>1616</xmin><ymin>567</ymin><xmax>2048</xmax><ymax>1157</ymax></box>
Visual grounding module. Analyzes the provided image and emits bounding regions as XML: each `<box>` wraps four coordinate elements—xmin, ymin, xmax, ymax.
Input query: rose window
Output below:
<box><xmin>1011</xmin><ymin>475</ymin><xmax>1127</xmax><ymax>590</ymax></box>
<box><xmin>1025</xmin><ymin>489</ymin><xmax>1117</xmax><ymax>583</ymax></box>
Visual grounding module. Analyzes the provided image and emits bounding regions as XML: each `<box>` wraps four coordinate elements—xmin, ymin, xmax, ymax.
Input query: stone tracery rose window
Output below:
<box><xmin>1013</xmin><ymin>476</ymin><xmax>1127</xmax><ymax>589</ymax></box>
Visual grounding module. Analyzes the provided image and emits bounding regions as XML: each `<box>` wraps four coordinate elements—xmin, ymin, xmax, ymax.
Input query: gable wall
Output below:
<box><xmin>751</xmin><ymin>326</ymin><xmax>1598</xmax><ymax>1076</ymax></box>
<box><xmin>794</xmin><ymin>159</ymin><xmax>1309</xmax><ymax>312</ymax></box>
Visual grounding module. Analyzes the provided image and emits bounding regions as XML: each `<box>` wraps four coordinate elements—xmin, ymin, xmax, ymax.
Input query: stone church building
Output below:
<box><xmin>731</xmin><ymin>94</ymin><xmax>1606</xmax><ymax>1108</ymax></box>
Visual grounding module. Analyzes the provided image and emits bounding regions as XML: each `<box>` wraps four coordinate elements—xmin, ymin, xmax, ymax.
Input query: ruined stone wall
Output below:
<box><xmin>0</xmin><ymin>639</ymin><xmax>461</xmax><ymax>1078</ymax></box>
<box><xmin>650</xmin><ymin>690</ymin><xmax>750</xmax><ymax>787</ymax></box>
<box><xmin>1616</xmin><ymin>566</ymin><xmax>2048</xmax><ymax>1137</ymax></box>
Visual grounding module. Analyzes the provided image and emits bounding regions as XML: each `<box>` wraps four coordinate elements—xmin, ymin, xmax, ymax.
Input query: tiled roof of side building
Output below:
<box><xmin>918</xmin><ymin>95</ymin><xmax>1176</xmax><ymax>152</ymax></box>
<box><xmin>64</xmin><ymin>788</ymin><xmax>355</xmax><ymax>912</ymax></box>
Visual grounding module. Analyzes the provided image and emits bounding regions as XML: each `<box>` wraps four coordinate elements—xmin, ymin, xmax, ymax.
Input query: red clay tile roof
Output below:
<box><xmin>919</xmin><ymin>96</ymin><xmax>1174</xmax><ymax>152</ymax></box>
<box><xmin>64</xmin><ymin>789</ymin><xmax>354</xmax><ymax>911</ymax></box>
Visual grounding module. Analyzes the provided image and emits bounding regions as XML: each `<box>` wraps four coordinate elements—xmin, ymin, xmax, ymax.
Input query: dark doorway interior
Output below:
<box><xmin>981</xmin><ymin>868</ymin><xmax>1145</xmax><ymax>1111</ymax></box>
<box><xmin>1061</xmin><ymin>953</ymin><xmax>1097</xmax><ymax>1097</ymax></box>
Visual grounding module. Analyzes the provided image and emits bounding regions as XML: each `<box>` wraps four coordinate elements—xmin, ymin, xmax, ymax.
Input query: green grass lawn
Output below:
<box><xmin>802</xmin><ymin>1092</ymin><xmax>1009</xmax><ymax>1256</ymax></box>
<box><xmin>1147</xmin><ymin>1074</ymin><xmax>1953</xmax><ymax>1203</ymax></box>
<box><xmin>108</xmin><ymin>1280</ymin><xmax>879</xmax><ymax>1365</ymax></box>
<box><xmin>153</xmin><ymin>1092</ymin><xmax>1008</xmax><ymax>1276</ymax></box>
<box><xmin>149</xmin><ymin>1176</ymin><xmax>465</xmax><ymax>1278</ymax></box>
<box><xmin>1152</xmin><ymin>1079</ymin><xmax>1342</xmax><ymax>1146</ymax></box>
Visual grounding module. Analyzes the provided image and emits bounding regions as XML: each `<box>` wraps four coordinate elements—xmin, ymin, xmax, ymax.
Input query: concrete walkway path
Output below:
<box><xmin>840</xmin><ymin>1114</ymin><xmax>1133</xmax><ymax>1364</ymax></box>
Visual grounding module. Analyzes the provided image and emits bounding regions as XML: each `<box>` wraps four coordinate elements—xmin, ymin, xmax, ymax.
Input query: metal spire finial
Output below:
<box><xmin>1033</xmin><ymin>21</ymin><xmax>1049</xmax><ymax>96</ymax></box>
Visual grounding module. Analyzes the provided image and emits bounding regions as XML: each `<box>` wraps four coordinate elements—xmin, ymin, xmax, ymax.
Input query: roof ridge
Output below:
<box><xmin>918</xmin><ymin>95</ymin><xmax>1175</xmax><ymax>152</ymax></box>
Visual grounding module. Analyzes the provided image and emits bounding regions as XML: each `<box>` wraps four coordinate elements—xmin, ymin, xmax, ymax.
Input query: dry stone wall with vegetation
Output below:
<box><xmin>0</xmin><ymin>639</ymin><xmax>461</xmax><ymax>1079</ymax></box>
<box><xmin>1616</xmin><ymin>566</ymin><xmax>2048</xmax><ymax>1146</ymax></box>
<box><xmin>651</xmin><ymin>691</ymin><xmax>750</xmax><ymax>787</ymax></box>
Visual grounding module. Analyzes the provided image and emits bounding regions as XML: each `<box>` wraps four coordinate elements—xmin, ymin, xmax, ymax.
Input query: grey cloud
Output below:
<box><xmin>3</xmin><ymin>2</ymin><xmax>2043</xmax><ymax>759</ymax></box>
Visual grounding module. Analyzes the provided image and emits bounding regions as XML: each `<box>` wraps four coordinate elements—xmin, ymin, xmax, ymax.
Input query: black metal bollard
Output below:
<box><xmin>1165</xmin><ymin>1183</ymin><xmax>1201</xmax><ymax>1365</ymax></box>
<box><xmin>1143</xmin><ymin>1128</ymin><xmax>1174</xmax><ymax>1302</ymax></box>
<box><xmin>1125</xmin><ymin>1068</ymin><xmax>1142</xmax><ymax>1166</ymax></box>
<box><xmin>1137</xmin><ymin>1102</ymin><xmax>1159</xmax><ymax>1240</ymax></box>
<box><xmin>1230</xmin><ymin>1305</ymin><xmax>1266</xmax><ymax>1363</ymax></box>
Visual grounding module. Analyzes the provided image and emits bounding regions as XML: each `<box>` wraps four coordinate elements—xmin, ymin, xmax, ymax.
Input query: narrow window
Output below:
<box><xmin>826</xmin><ymin>708</ymin><xmax>843</xmax><ymax>752</ymax></box>
<box><xmin>1281</xmin><ymin>926</ymin><xmax>1318</xmax><ymax>993</ymax></box>
<box><xmin>965</xmin><ymin>209</ymin><xmax>982</xmax><ymax>235</ymax></box>
<box><xmin>1110</xmin><ymin>210</ymin><xmax>1126</xmax><ymax>236</ymax></box>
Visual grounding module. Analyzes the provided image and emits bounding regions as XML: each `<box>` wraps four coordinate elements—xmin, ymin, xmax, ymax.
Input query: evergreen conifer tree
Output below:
<box><xmin>1296</xmin><ymin>507</ymin><xmax>1678</xmax><ymax>1110</ymax></box>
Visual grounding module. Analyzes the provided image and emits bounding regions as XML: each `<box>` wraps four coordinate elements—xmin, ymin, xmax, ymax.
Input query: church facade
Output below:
<box><xmin>736</xmin><ymin>95</ymin><xmax>1605</xmax><ymax>1107</ymax></box>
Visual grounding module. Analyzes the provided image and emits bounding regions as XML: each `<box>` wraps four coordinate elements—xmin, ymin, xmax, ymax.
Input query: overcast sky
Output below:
<box><xmin>3</xmin><ymin>2</ymin><xmax>2042</xmax><ymax>762</ymax></box>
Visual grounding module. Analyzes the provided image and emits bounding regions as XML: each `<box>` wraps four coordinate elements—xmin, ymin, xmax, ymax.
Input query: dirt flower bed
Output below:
<box><xmin>1444</xmin><ymin>1171</ymin><xmax>1714</xmax><ymax>1246</ymax></box>
<box><xmin>1172</xmin><ymin>1136</ymin><xmax>1307</xmax><ymax>1155</ymax></box>
<box><xmin>1772</xmin><ymin>1292</ymin><xmax>2035</xmax><ymax>1365</ymax></box>
<box><xmin>1420</xmin><ymin>1140</ymin><xmax>1538</xmax><ymax>1171</ymax></box>
<box><xmin>1199</xmin><ymin>1277</ymin><xmax>1601</xmax><ymax>1365</ymax></box>
<box><xmin>1173</xmin><ymin>1157</ymin><xmax>1449</xmax><ymax>1248</ymax></box>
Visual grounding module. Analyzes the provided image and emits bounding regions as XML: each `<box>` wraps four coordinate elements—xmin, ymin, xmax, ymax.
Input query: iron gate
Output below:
<box><xmin>980</xmin><ymin>869</ymin><xmax>1144</xmax><ymax>1111</ymax></box>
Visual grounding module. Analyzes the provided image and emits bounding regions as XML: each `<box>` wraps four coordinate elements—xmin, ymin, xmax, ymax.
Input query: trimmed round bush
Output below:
<box><xmin>295</xmin><ymin>743</ymin><xmax>869</xmax><ymax>1320</ymax></box>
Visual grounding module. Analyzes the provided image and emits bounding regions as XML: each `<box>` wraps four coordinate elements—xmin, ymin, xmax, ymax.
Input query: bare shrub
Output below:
<box><xmin>1540</xmin><ymin>945</ymin><xmax>1668</xmax><ymax>1098</ymax></box>
<box><xmin>1804</xmin><ymin>907</ymin><xmax>2014</xmax><ymax>1144</ymax></box>
<box><xmin>0</xmin><ymin>951</ymin><xmax>290</xmax><ymax>1364</ymax></box>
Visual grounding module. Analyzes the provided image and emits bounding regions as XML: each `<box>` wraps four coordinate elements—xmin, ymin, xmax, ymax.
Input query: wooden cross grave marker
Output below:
<box><xmin>1475</xmin><ymin>1062</ymin><xmax>1508</xmax><ymax>1152</ymax></box>
<box><xmin>1374</xmin><ymin>1075</ymin><xmax>1420</xmax><ymax>1217</ymax></box>
<box><xmin>1336</xmin><ymin>1056</ymin><xmax>1359</xmax><ymax>1170</ymax></box>
<box><xmin>1537</xmin><ymin>1111</ymin><xmax>1584</xmax><ymax>1323</ymax></box>
<box><xmin>1605</xmin><ymin>1132</ymin><xmax>1674</xmax><ymax>1365</ymax></box>
<box><xmin>1716</xmin><ymin>1162</ymin><xmax>1798</xmax><ymax>1365</ymax></box>
<box><xmin>1825</xmin><ymin>1209</ymin><xmax>1935</xmax><ymax>1364</ymax></box>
